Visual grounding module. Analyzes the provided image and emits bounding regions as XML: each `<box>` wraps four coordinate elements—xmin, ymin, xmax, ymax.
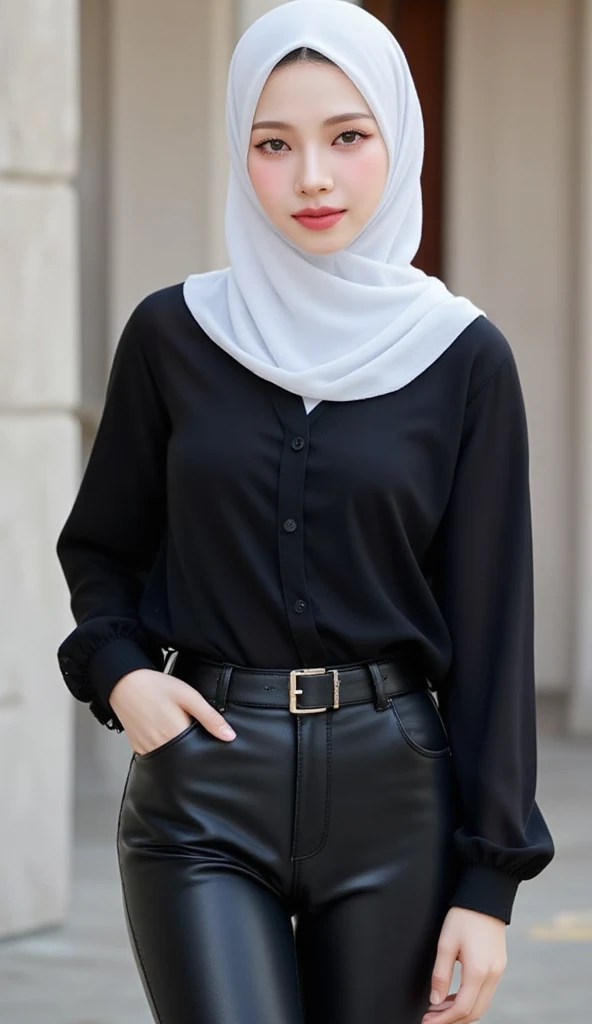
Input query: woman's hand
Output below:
<box><xmin>421</xmin><ymin>907</ymin><xmax>507</xmax><ymax>1024</ymax></box>
<box><xmin>108</xmin><ymin>668</ymin><xmax>237</xmax><ymax>755</ymax></box>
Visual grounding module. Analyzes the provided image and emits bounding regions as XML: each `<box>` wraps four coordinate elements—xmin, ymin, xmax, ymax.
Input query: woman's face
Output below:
<box><xmin>247</xmin><ymin>60</ymin><xmax>389</xmax><ymax>255</ymax></box>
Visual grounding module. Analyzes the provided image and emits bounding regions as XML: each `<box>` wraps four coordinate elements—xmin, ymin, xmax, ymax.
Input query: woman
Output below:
<box><xmin>56</xmin><ymin>2</ymin><xmax>555</xmax><ymax>1022</ymax></box>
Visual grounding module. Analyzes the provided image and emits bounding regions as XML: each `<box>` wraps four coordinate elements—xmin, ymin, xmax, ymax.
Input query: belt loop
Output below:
<box><xmin>214</xmin><ymin>663</ymin><xmax>233</xmax><ymax>712</ymax></box>
<box><xmin>367</xmin><ymin>661</ymin><xmax>389</xmax><ymax>711</ymax></box>
<box><xmin>163</xmin><ymin>648</ymin><xmax>179</xmax><ymax>675</ymax></box>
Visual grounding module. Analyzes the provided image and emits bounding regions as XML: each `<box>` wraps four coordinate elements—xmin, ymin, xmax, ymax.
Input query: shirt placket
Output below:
<box><xmin>274</xmin><ymin>395</ymin><xmax>330</xmax><ymax>667</ymax></box>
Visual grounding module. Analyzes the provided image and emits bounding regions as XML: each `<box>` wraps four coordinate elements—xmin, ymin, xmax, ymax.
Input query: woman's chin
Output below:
<box><xmin>288</xmin><ymin>225</ymin><xmax>352</xmax><ymax>255</ymax></box>
<box><xmin>273</xmin><ymin>211</ymin><xmax>352</xmax><ymax>254</ymax></box>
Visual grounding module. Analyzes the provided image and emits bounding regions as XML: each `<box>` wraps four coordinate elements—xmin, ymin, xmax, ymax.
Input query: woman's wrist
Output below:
<box><xmin>87</xmin><ymin>638</ymin><xmax>160</xmax><ymax>711</ymax></box>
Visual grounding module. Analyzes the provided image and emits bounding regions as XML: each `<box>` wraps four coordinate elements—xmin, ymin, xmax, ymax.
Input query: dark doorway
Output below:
<box><xmin>363</xmin><ymin>1</ymin><xmax>448</xmax><ymax>278</ymax></box>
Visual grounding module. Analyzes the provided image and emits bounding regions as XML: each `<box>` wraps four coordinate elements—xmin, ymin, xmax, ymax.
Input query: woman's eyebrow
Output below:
<box><xmin>251</xmin><ymin>112</ymin><xmax>375</xmax><ymax>130</ymax></box>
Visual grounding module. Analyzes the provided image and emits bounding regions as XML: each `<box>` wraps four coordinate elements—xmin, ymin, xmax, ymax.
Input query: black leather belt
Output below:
<box><xmin>167</xmin><ymin>651</ymin><xmax>428</xmax><ymax>714</ymax></box>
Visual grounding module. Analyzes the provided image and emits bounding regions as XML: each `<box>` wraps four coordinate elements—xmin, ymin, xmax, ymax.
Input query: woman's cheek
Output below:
<box><xmin>249</xmin><ymin>159</ymin><xmax>285</xmax><ymax>215</ymax></box>
<box><xmin>343</xmin><ymin>148</ymin><xmax>387</xmax><ymax>198</ymax></box>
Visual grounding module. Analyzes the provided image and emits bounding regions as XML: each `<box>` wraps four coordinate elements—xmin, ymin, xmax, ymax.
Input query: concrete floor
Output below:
<box><xmin>0</xmin><ymin>708</ymin><xmax>590</xmax><ymax>1023</ymax></box>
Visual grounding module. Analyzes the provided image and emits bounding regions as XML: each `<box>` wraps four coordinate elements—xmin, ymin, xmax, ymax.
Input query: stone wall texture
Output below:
<box><xmin>0</xmin><ymin>0</ymin><xmax>79</xmax><ymax>937</ymax></box>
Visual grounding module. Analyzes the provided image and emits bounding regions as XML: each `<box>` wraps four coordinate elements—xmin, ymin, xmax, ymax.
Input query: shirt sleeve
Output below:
<box><xmin>56</xmin><ymin>297</ymin><xmax>169</xmax><ymax>732</ymax></box>
<box><xmin>429</xmin><ymin>347</ymin><xmax>555</xmax><ymax>925</ymax></box>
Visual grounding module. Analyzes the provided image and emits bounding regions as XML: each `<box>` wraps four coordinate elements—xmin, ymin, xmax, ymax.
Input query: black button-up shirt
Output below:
<box><xmin>55</xmin><ymin>283</ymin><xmax>554</xmax><ymax>922</ymax></box>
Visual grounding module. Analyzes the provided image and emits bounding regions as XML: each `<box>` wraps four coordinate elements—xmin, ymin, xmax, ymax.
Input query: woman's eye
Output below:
<box><xmin>255</xmin><ymin>138</ymin><xmax>287</xmax><ymax>154</ymax></box>
<box><xmin>336</xmin><ymin>130</ymin><xmax>367</xmax><ymax>145</ymax></box>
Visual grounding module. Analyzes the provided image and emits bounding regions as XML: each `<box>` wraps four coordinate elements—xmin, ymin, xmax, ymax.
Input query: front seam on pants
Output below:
<box><xmin>291</xmin><ymin>712</ymin><xmax>333</xmax><ymax>861</ymax></box>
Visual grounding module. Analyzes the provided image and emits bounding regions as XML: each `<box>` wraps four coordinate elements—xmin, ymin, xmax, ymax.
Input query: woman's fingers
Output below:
<box><xmin>172</xmin><ymin>677</ymin><xmax>237</xmax><ymax>740</ymax></box>
<box><xmin>423</xmin><ymin>995</ymin><xmax>457</xmax><ymax>1015</ymax></box>
<box><xmin>422</xmin><ymin>963</ymin><xmax>501</xmax><ymax>1024</ymax></box>
<box><xmin>427</xmin><ymin>937</ymin><xmax>457</xmax><ymax>1009</ymax></box>
<box><xmin>422</xmin><ymin>967</ymin><xmax>485</xmax><ymax>1024</ymax></box>
<box><xmin>461</xmin><ymin>970</ymin><xmax>504</xmax><ymax>1021</ymax></box>
<box><xmin>423</xmin><ymin>907</ymin><xmax>507</xmax><ymax>1023</ymax></box>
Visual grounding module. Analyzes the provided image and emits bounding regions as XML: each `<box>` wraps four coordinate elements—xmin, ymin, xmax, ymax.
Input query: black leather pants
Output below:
<box><xmin>117</xmin><ymin>656</ymin><xmax>460</xmax><ymax>1024</ymax></box>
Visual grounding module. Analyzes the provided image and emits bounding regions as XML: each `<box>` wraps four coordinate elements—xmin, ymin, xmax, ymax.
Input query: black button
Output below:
<box><xmin>291</xmin><ymin>436</ymin><xmax>305</xmax><ymax>451</ymax></box>
<box><xmin>294</xmin><ymin>599</ymin><xmax>307</xmax><ymax>613</ymax></box>
<box><xmin>283</xmin><ymin>518</ymin><xmax>297</xmax><ymax>532</ymax></box>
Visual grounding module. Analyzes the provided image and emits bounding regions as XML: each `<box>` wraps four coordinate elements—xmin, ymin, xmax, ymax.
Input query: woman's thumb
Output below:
<box><xmin>174</xmin><ymin>680</ymin><xmax>236</xmax><ymax>740</ymax></box>
<box><xmin>194</xmin><ymin>696</ymin><xmax>236</xmax><ymax>739</ymax></box>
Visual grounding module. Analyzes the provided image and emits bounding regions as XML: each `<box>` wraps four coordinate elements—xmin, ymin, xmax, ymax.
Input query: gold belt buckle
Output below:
<box><xmin>289</xmin><ymin>667</ymin><xmax>340</xmax><ymax>714</ymax></box>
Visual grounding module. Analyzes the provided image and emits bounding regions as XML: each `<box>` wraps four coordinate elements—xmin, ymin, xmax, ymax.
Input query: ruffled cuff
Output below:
<box><xmin>57</xmin><ymin>618</ymin><xmax>165</xmax><ymax>732</ymax></box>
<box><xmin>449</xmin><ymin>864</ymin><xmax>520</xmax><ymax>925</ymax></box>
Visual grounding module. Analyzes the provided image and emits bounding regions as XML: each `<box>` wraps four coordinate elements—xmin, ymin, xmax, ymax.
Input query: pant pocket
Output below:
<box><xmin>134</xmin><ymin>719</ymin><xmax>200</xmax><ymax>762</ymax></box>
<box><xmin>389</xmin><ymin>690</ymin><xmax>450</xmax><ymax>759</ymax></box>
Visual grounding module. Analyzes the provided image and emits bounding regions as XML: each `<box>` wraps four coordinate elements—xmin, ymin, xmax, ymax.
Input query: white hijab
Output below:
<box><xmin>183</xmin><ymin>0</ymin><xmax>484</xmax><ymax>404</ymax></box>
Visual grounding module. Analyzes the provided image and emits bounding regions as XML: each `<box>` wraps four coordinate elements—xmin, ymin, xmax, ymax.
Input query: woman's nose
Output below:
<box><xmin>295</xmin><ymin>150</ymin><xmax>334</xmax><ymax>195</ymax></box>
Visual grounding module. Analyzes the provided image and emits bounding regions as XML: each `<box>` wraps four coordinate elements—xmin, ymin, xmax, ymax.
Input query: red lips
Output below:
<box><xmin>293</xmin><ymin>206</ymin><xmax>345</xmax><ymax>218</ymax></box>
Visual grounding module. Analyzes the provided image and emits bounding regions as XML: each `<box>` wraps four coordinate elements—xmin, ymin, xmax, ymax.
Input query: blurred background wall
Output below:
<box><xmin>2</xmin><ymin>0</ymin><xmax>592</xmax><ymax>939</ymax></box>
